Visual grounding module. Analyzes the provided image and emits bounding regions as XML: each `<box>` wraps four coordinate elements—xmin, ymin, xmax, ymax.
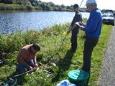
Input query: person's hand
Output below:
<box><xmin>80</xmin><ymin>25</ymin><xmax>85</xmax><ymax>29</ymax></box>
<box><xmin>75</xmin><ymin>22</ymin><xmax>85</xmax><ymax>31</ymax></box>
<box><xmin>32</xmin><ymin>64</ymin><xmax>39</xmax><ymax>71</ymax></box>
<box><xmin>34</xmin><ymin>64</ymin><xmax>38</xmax><ymax>67</ymax></box>
<box><xmin>79</xmin><ymin>22</ymin><xmax>84</xmax><ymax>25</ymax></box>
<box><xmin>29</xmin><ymin>66</ymin><xmax>33</xmax><ymax>70</ymax></box>
<box><xmin>28</xmin><ymin>66</ymin><xmax>34</xmax><ymax>73</ymax></box>
<box><xmin>75</xmin><ymin>22</ymin><xmax>80</xmax><ymax>26</ymax></box>
<box><xmin>75</xmin><ymin>22</ymin><xmax>84</xmax><ymax>27</ymax></box>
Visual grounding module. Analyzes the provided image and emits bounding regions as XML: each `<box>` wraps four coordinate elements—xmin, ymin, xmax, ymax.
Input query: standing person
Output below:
<box><xmin>16</xmin><ymin>44</ymin><xmax>40</xmax><ymax>84</ymax></box>
<box><xmin>68</xmin><ymin>4</ymin><xmax>82</xmax><ymax>53</ymax></box>
<box><xmin>77</xmin><ymin>0</ymin><xmax>102</xmax><ymax>72</ymax></box>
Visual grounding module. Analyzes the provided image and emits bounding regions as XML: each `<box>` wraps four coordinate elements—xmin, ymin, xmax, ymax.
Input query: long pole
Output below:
<box><xmin>80</xmin><ymin>0</ymin><xmax>84</xmax><ymax>7</ymax></box>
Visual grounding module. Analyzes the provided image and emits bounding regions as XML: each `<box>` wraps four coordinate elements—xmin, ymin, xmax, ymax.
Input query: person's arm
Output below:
<box><xmin>75</xmin><ymin>22</ymin><xmax>85</xmax><ymax>31</ymax></box>
<box><xmin>33</xmin><ymin>56</ymin><xmax>38</xmax><ymax>67</ymax></box>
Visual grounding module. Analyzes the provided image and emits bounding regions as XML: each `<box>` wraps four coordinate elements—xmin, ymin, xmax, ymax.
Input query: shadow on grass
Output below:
<box><xmin>52</xmin><ymin>49</ymin><xmax>75</xmax><ymax>82</ymax></box>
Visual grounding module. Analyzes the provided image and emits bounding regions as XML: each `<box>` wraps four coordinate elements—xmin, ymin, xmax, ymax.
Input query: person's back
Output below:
<box><xmin>85</xmin><ymin>8</ymin><xmax>102</xmax><ymax>39</ymax></box>
<box><xmin>17</xmin><ymin>44</ymin><xmax>35</xmax><ymax>64</ymax></box>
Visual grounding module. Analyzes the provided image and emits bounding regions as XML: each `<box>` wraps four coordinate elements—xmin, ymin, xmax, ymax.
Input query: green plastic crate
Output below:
<box><xmin>68</xmin><ymin>69</ymin><xmax>89</xmax><ymax>86</ymax></box>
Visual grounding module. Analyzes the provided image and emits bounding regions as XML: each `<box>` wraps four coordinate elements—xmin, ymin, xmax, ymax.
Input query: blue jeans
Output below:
<box><xmin>16</xmin><ymin>63</ymin><xmax>29</xmax><ymax>74</ymax></box>
<box><xmin>16</xmin><ymin>59</ymin><xmax>35</xmax><ymax>74</ymax></box>
<box><xmin>16</xmin><ymin>60</ymin><xmax>34</xmax><ymax>85</ymax></box>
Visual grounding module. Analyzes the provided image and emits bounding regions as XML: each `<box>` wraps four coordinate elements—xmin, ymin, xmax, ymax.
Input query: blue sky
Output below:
<box><xmin>41</xmin><ymin>0</ymin><xmax>115</xmax><ymax>10</ymax></box>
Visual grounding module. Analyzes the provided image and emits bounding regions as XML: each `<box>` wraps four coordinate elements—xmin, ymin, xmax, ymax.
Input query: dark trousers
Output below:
<box><xmin>71</xmin><ymin>28</ymin><xmax>79</xmax><ymax>52</ymax></box>
<box><xmin>16</xmin><ymin>60</ymin><xmax>34</xmax><ymax>85</ymax></box>
<box><xmin>82</xmin><ymin>37</ymin><xmax>98</xmax><ymax>72</ymax></box>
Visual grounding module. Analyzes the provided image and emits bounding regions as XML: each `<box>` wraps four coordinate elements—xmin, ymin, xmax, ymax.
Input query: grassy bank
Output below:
<box><xmin>0</xmin><ymin>24</ymin><xmax>112</xmax><ymax>86</ymax></box>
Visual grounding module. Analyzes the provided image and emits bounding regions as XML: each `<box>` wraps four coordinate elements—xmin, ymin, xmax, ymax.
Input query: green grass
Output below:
<box><xmin>0</xmin><ymin>24</ymin><xmax>112</xmax><ymax>86</ymax></box>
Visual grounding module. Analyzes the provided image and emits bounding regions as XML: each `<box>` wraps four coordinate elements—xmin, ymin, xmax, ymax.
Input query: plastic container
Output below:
<box><xmin>68</xmin><ymin>69</ymin><xmax>89</xmax><ymax>86</ymax></box>
<box><xmin>56</xmin><ymin>80</ymin><xmax>76</xmax><ymax>86</ymax></box>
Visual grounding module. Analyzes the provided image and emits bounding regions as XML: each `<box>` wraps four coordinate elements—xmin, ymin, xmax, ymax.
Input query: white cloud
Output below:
<box><xmin>97</xmin><ymin>0</ymin><xmax>115</xmax><ymax>10</ymax></box>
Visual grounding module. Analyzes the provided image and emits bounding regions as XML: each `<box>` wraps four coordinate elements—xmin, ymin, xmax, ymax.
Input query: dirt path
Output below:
<box><xmin>99</xmin><ymin>26</ymin><xmax>115</xmax><ymax>86</ymax></box>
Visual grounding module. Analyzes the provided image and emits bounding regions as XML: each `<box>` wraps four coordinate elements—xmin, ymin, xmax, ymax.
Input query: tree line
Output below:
<box><xmin>0</xmin><ymin>0</ymin><xmax>74</xmax><ymax>11</ymax></box>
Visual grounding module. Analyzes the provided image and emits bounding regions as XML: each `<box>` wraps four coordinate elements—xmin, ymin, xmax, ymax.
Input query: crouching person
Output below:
<box><xmin>16</xmin><ymin>44</ymin><xmax>40</xmax><ymax>85</ymax></box>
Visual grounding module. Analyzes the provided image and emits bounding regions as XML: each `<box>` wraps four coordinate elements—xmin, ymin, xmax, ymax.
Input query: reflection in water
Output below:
<box><xmin>0</xmin><ymin>11</ymin><xmax>89</xmax><ymax>34</ymax></box>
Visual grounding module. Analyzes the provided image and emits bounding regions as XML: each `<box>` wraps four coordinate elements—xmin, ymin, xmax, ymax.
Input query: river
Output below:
<box><xmin>0</xmin><ymin>11</ymin><xmax>89</xmax><ymax>34</ymax></box>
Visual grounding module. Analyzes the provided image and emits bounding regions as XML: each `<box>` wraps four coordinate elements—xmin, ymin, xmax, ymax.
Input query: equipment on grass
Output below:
<box><xmin>0</xmin><ymin>67</ymin><xmax>38</xmax><ymax>86</ymax></box>
<box><xmin>56</xmin><ymin>80</ymin><xmax>76</xmax><ymax>86</ymax></box>
<box><xmin>68</xmin><ymin>69</ymin><xmax>89</xmax><ymax>86</ymax></box>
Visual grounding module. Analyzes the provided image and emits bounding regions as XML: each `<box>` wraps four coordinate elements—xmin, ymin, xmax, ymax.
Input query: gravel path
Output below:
<box><xmin>99</xmin><ymin>27</ymin><xmax>115</xmax><ymax>86</ymax></box>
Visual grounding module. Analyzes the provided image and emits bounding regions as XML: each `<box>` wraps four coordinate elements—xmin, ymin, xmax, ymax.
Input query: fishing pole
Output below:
<box><xmin>13</xmin><ymin>68</ymin><xmax>38</xmax><ymax>78</ymax></box>
<box><xmin>0</xmin><ymin>67</ymin><xmax>39</xmax><ymax>86</ymax></box>
<box><xmin>80</xmin><ymin>0</ymin><xmax>84</xmax><ymax>7</ymax></box>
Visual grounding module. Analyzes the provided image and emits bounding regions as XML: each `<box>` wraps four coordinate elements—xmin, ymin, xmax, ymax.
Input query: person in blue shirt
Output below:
<box><xmin>76</xmin><ymin>0</ymin><xmax>102</xmax><ymax>72</ymax></box>
<box><xmin>68</xmin><ymin>4</ymin><xmax>82</xmax><ymax>52</ymax></box>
